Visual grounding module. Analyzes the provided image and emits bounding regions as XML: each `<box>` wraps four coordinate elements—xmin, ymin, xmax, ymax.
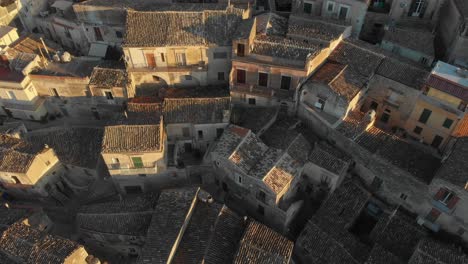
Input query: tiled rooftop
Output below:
<box><xmin>426</xmin><ymin>74</ymin><xmax>468</xmax><ymax>101</ymax></box>
<box><xmin>203</xmin><ymin>206</ymin><xmax>246</xmax><ymax>264</ymax></box>
<box><xmin>0</xmin><ymin>134</ymin><xmax>45</xmax><ymax>174</ymax></box>
<box><xmin>137</xmin><ymin>188</ymin><xmax>197</xmax><ymax>264</ymax></box>
<box><xmin>409</xmin><ymin>238</ymin><xmax>468</xmax><ymax>264</ymax></box>
<box><xmin>233</xmin><ymin>220</ymin><xmax>293</xmax><ymax>264</ymax></box>
<box><xmin>0</xmin><ymin>206</ymin><xmax>29</xmax><ymax>229</ymax></box>
<box><xmin>309</xmin><ymin>61</ymin><xmax>347</xmax><ymax>84</ymax></box>
<box><xmin>125</xmin><ymin>8</ymin><xmax>243</xmax><ymax>47</ymax></box>
<box><xmin>328</xmin><ymin>66</ymin><xmax>368</xmax><ymax>103</ymax></box>
<box><xmin>376</xmin><ymin>57</ymin><xmax>429</xmax><ymax>89</ymax></box>
<box><xmin>335</xmin><ymin>110</ymin><xmax>371</xmax><ymax>140</ymax></box>
<box><xmin>255</xmin><ymin>12</ymin><xmax>288</xmax><ymax>36</ymax></box>
<box><xmin>123</xmin><ymin>101</ymin><xmax>162</xmax><ymax>125</ymax></box>
<box><xmin>172</xmin><ymin>192</ymin><xmax>222</xmax><ymax>264</ymax></box>
<box><xmin>102</xmin><ymin>125</ymin><xmax>162</xmax><ymax>153</ymax></box>
<box><xmin>287</xmin><ymin>16</ymin><xmax>348</xmax><ymax>42</ymax></box>
<box><xmin>230</xmin><ymin>106</ymin><xmax>278</xmax><ymax>134</ymax></box>
<box><xmin>77</xmin><ymin>194</ymin><xmax>158</xmax><ymax>236</ymax></box>
<box><xmin>373</xmin><ymin>209</ymin><xmax>427</xmax><ymax>261</ymax></box>
<box><xmin>163</xmin><ymin>97</ymin><xmax>230</xmax><ymax>124</ymax></box>
<box><xmin>251</xmin><ymin>35</ymin><xmax>320</xmax><ymax>63</ymax></box>
<box><xmin>263</xmin><ymin>153</ymin><xmax>300</xmax><ymax>194</ymax></box>
<box><xmin>355</xmin><ymin>126</ymin><xmax>441</xmax><ymax>183</ymax></box>
<box><xmin>365</xmin><ymin>244</ymin><xmax>403</xmax><ymax>264</ymax></box>
<box><xmin>435</xmin><ymin>137</ymin><xmax>468</xmax><ymax>188</ymax></box>
<box><xmin>0</xmin><ymin>222</ymin><xmax>82</xmax><ymax>264</ymax></box>
<box><xmin>89</xmin><ymin>67</ymin><xmax>127</xmax><ymax>88</ymax></box>
<box><xmin>308</xmin><ymin>145</ymin><xmax>347</xmax><ymax>175</ymax></box>
<box><xmin>383</xmin><ymin>28</ymin><xmax>435</xmax><ymax>56</ymax></box>
<box><xmin>229</xmin><ymin>132</ymin><xmax>269</xmax><ymax>173</ymax></box>
<box><xmin>27</xmin><ymin>128</ymin><xmax>104</xmax><ymax>169</ymax></box>
<box><xmin>212</xmin><ymin>125</ymin><xmax>249</xmax><ymax>159</ymax></box>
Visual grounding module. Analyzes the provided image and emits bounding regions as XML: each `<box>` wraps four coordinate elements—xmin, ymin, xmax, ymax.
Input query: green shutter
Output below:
<box><xmin>132</xmin><ymin>157</ymin><xmax>143</xmax><ymax>168</ymax></box>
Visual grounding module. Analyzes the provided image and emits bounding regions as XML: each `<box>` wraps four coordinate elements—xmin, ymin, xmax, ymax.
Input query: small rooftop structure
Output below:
<box><xmin>233</xmin><ymin>219</ymin><xmax>293</xmax><ymax>264</ymax></box>
<box><xmin>382</xmin><ymin>27</ymin><xmax>435</xmax><ymax>56</ymax></box>
<box><xmin>102</xmin><ymin>124</ymin><xmax>163</xmax><ymax>153</ymax></box>
<box><xmin>427</xmin><ymin>61</ymin><xmax>468</xmax><ymax>100</ymax></box>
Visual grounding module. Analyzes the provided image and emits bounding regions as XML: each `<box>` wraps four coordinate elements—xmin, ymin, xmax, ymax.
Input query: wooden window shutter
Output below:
<box><xmin>434</xmin><ymin>188</ymin><xmax>445</xmax><ymax>200</ymax></box>
<box><xmin>447</xmin><ymin>196</ymin><xmax>460</xmax><ymax>209</ymax></box>
<box><xmin>145</xmin><ymin>53</ymin><xmax>156</xmax><ymax>68</ymax></box>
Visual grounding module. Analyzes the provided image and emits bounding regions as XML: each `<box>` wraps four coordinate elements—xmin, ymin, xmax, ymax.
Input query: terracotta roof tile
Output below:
<box><xmin>89</xmin><ymin>67</ymin><xmax>127</xmax><ymax>88</ymax></box>
<box><xmin>163</xmin><ymin>97</ymin><xmax>230</xmax><ymax>124</ymax></box>
<box><xmin>102</xmin><ymin>125</ymin><xmax>162</xmax><ymax>153</ymax></box>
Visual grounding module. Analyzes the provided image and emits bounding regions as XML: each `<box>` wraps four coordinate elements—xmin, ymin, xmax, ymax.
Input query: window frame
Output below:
<box><xmin>258</xmin><ymin>72</ymin><xmax>269</xmax><ymax>87</ymax></box>
<box><xmin>326</xmin><ymin>1</ymin><xmax>335</xmax><ymax>13</ymax></box>
<box><xmin>442</xmin><ymin>118</ymin><xmax>453</xmax><ymax>129</ymax></box>
<box><xmin>418</xmin><ymin>108</ymin><xmax>432</xmax><ymax>124</ymax></box>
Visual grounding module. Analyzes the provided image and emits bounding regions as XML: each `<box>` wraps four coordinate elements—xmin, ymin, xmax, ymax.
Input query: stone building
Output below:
<box><xmin>0</xmin><ymin>0</ymin><xmax>22</xmax><ymax>29</ymax></box>
<box><xmin>123</xmin><ymin>5</ymin><xmax>249</xmax><ymax>93</ymax></box>
<box><xmin>404</xmin><ymin>61</ymin><xmax>467</xmax><ymax>151</ymax></box>
<box><xmin>0</xmin><ymin>133</ymin><xmax>64</xmax><ymax>200</ymax></box>
<box><xmin>361</xmin><ymin>57</ymin><xmax>429</xmax><ymax>131</ymax></box>
<box><xmin>76</xmin><ymin>193</ymin><xmax>158</xmax><ymax>258</ymax></box>
<box><xmin>0</xmin><ymin>25</ymin><xmax>18</xmax><ymax>47</ymax></box>
<box><xmin>163</xmin><ymin>96</ymin><xmax>231</xmax><ymax>153</ymax></box>
<box><xmin>298</xmin><ymin>40</ymin><xmax>384</xmax><ymax>127</ymax></box>
<box><xmin>101</xmin><ymin>121</ymin><xmax>168</xmax><ymax>194</ymax></box>
<box><xmin>230</xmin><ymin>13</ymin><xmax>350</xmax><ymax>114</ymax></box>
<box><xmin>0</xmin><ymin>67</ymin><xmax>48</xmax><ymax>121</ymax></box>
<box><xmin>88</xmin><ymin>67</ymin><xmax>128</xmax><ymax>115</ymax></box>
<box><xmin>291</xmin><ymin>0</ymin><xmax>368</xmax><ymax>36</ymax></box>
<box><xmin>436</xmin><ymin>0</ymin><xmax>468</xmax><ymax>67</ymax></box>
<box><xmin>208</xmin><ymin>124</ymin><xmax>311</xmax><ymax>232</ymax></box>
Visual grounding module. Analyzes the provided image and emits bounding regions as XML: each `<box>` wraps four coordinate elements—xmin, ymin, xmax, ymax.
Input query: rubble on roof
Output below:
<box><xmin>89</xmin><ymin>67</ymin><xmax>127</xmax><ymax>88</ymax></box>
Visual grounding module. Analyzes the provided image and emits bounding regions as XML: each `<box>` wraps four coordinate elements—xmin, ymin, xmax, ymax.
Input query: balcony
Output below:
<box><xmin>128</xmin><ymin>63</ymin><xmax>207</xmax><ymax>73</ymax></box>
<box><xmin>108</xmin><ymin>162</ymin><xmax>158</xmax><ymax>175</ymax></box>
<box><xmin>231</xmin><ymin>84</ymin><xmax>295</xmax><ymax>100</ymax></box>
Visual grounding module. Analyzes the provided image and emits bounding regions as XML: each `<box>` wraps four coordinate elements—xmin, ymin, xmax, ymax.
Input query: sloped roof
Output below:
<box><xmin>102</xmin><ymin>125</ymin><xmax>162</xmax><ymax>153</ymax></box>
<box><xmin>163</xmin><ymin>97</ymin><xmax>230</xmax><ymax>124</ymax></box>
<box><xmin>124</xmin><ymin>8</ymin><xmax>243</xmax><ymax>47</ymax></box>
<box><xmin>383</xmin><ymin>28</ymin><xmax>434</xmax><ymax>56</ymax></box>
<box><xmin>212</xmin><ymin>125</ymin><xmax>249</xmax><ymax>159</ymax></box>
<box><xmin>252</xmin><ymin>34</ymin><xmax>320</xmax><ymax>63</ymax></box>
<box><xmin>376</xmin><ymin>58</ymin><xmax>429</xmax><ymax>89</ymax></box>
<box><xmin>233</xmin><ymin>220</ymin><xmax>293</xmax><ymax>264</ymax></box>
<box><xmin>435</xmin><ymin>137</ymin><xmax>468</xmax><ymax>188</ymax></box>
<box><xmin>409</xmin><ymin>238</ymin><xmax>468</xmax><ymax>264</ymax></box>
<box><xmin>0</xmin><ymin>222</ymin><xmax>82</xmax><ymax>264</ymax></box>
<box><xmin>0</xmin><ymin>134</ymin><xmax>45</xmax><ymax>173</ymax></box>
<box><xmin>89</xmin><ymin>67</ymin><xmax>127</xmax><ymax>88</ymax></box>
<box><xmin>287</xmin><ymin>16</ymin><xmax>348</xmax><ymax>42</ymax></box>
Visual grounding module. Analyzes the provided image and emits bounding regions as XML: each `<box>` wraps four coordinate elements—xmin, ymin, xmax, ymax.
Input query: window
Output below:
<box><xmin>410</xmin><ymin>0</ymin><xmax>425</xmax><ymax>17</ymax></box>
<box><xmin>145</xmin><ymin>53</ymin><xmax>156</xmax><ymax>68</ymax></box>
<box><xmin>93</xmin><ymin>27</ymin><xmax>103</xmax><ymax>41</ymax></box>
<box><xmin>198</xmin><ymin>130</ymin><xmax>204</xmax><ymax>139</ymax></box>
<box><xmin>161</xmin><ymin>53</ymin><xmax>165</xmax><ymax>62</ymax></box>
<box><xmin>420</xmin><ymin>57</ymin><xmax>428</xmax><ymax>64</ymax></box>
<box><xmin>248</xmin><ymin>98</ymin><xmax>256</xmax><ymax>105</ymax></box>
<box><xmin>303</xmin><ymin>2</ymin><xmax>313</xmax><ymax>14</ymax></box>
<box><xmin>257</xmin><ymin>190</ymin><xmax>266</xmax><ymax>203</ymax></box>
<box><xmin>115</xmin><ymin>31</ymin><xmax>123</xmax><ymax>38</ymax></box>
<box><xmin>213</xmin><ymin>52</ymin><xmax>228</xmax><ymax>59</ymax></box>
<box><xmin>434</xmin><ymin>188</ymin><xmax>459</xmax><ymax>209</ymax></box>
<box><xmin>132</xmin><ymin>157</ymin><xmax>143</xmax><ymax>168</ymax></box>
<box><xmin>218</xmin><ymin>72</ymin><xmax>225</xmax><ymax>81</ymax></box>
<box><xmin>431</xmin><ymin>135</ymin><xmax>443</xmax><ymax>148</ymax></box>
<box><xmin>105</xmin><ymin>91</ymin><xmax>114</xmax><ymax>100</ymax></box>
<box><xmin>370</xmin><ymin>101</ymin><xmax>378</xmax><ymax>110</ymax></box>
<box><xmin>237</xmin><ymin>43</ymin><xmax>245</xmax><ymax>57</ymax></box>
<box><xmin>11</xmin><ymin>176</ymin><xmax>20</xmax><ymax>184</ymax></box>
<box><xmin>175</xmin><ymin>53</ymin><xmax>187</xmax><ymax>66</ymax></box>
<box><xmin>425</xmin><ymin>208</ymin><xmax>440</xmax><ymax>223</ymax></box>
<box><xmin>258</xmin><ymin>72</ymin><xmax>268</xmax><ymax>87</ymax></box>
<box><xmin>112</xmin><ymin>158</ymin><xmax>120</xmax><ymax>164</ymax></box>
<box><xmin>315</xmin><ymin>98</ymin><xmax>325</xmax><ymax>110</ymax></box>
<box><xmin>442</xmin><ymin>118</ymin><xmax>453</xmax><ymax>129</ymax></box>
<box><xmin>281</xmin><ymin>76</ymin><xmax>291</xmax><ymax>90</ymax></box>
<box><xmin>327</xmin><ymin>1</ymin><xmax>335</xmax><ymax>12</ymax></box>
<box><xmin>185</xmin><ymin>75</ymin><xmax>192</xmax><ymax>81</ymax></box>
<box><xmin>257</xmin><ymin>205</ymin><xmax>265</xmax><ymax>216</ymax></box>
<box><xmin>153</xmin><ymin>76</ymin><xmax>161</xmax><ymax>81</ymax></box>
<box><xmin>458</xmin><ymin>102</ymin><xmax>466</xmax><ymax>111</ymax></box>
<box><xmin>216</xmin><ymin>128</ymin><xmax>224</xmax><ymax>138</ymax></box>
<box><xmin>413</xmin><ymin>126</ymin><xmax>423</xmax><ymax>134</ymax></box>
<box><xmin>418</xmin><ymin>109</ymin><xmax>432</xmax><ymax>124</ymax></box>
<box><xmin>51</xmin><ymin>88</ymin><xmax>59</xmax><ymax>98</ymax></box>
<box><xmin>182</xmin><ymin>127</ymin><xmax>190</xmax><ymax>137</ymax></box>
<box><xmin>64</xmin><ymin>29</ymin><xmax>71</xmax><ymax>39</ymax></box>
<box><xmin>380</xmin><ymin>113</ymin><xmax>390</xmax><ymax>123</ymax></box>
<box><xmin>338</xmin><ymin>5</ymin><xmax>349</xmax><ymax>20</ymax></box>
<box><xmin>238</xmin><ymin>175</ymin><xmax>242</xmax><ymax>184</ymax></box>
<box><xmin>236</xmin><ymin>69</ymin><xmax>246</xmax><ymax>84</ymax></box>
